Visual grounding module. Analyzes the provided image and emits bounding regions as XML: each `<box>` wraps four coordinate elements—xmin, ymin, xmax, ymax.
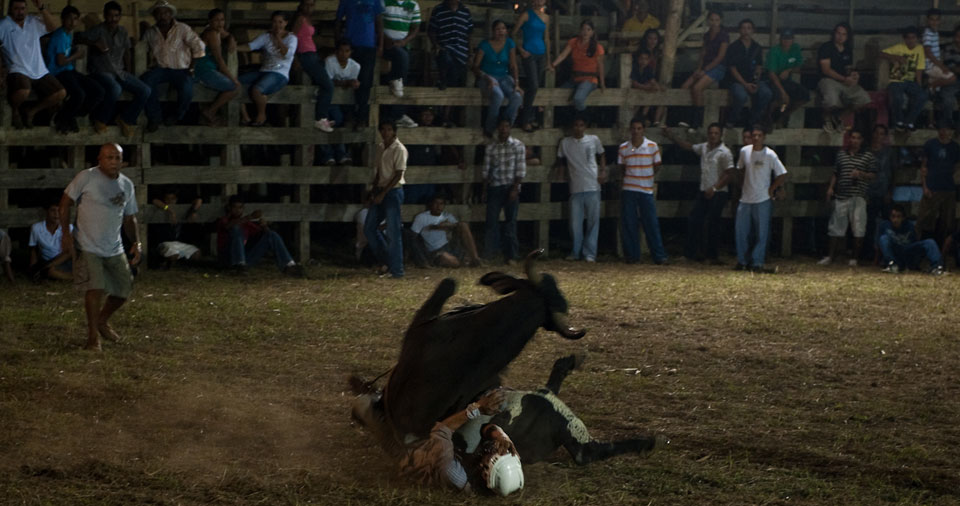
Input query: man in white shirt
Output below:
<box><xmin>734</xmin><ymin>126</ymin><xmax>788</xmax><ymax>272</ymax></box>
<box><xmin>60</xmin><ymin>143</ymin><xmax>142</xmax><ymax>351</ymax></box>
<box><xmin>0</xmin><ymin>0</ymin><xmax>65</xmax><ymax>128</ymax></box>
<box><xmin>141</xmin><ymin>0</ymin><xmax>205</xmax><ymax>131</ymax></box>
<box><xmin>29</xmin><ymin>201</ymin><xmax>74</xmax><ymax>280</ymax></box>
<box><xmin>365</xmin><ymin>120</ymin><xmax>407</xmax><ymax>277</ymax></box>
<box><xmin>557</xmin><ymin>116</ymin><xmax>606</xmax><ymax>262</ymax></box>
<box><xmin>410</xmin><ymin>195</ymin><xmax>481</xmax><ymax>267</ymax></box>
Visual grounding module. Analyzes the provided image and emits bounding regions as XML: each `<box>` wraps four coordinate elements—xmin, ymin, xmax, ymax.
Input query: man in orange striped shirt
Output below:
<box><xmin>619</xmin><ymin>119</ymin><xmax>667</xmax><ymax>264</ymax></box>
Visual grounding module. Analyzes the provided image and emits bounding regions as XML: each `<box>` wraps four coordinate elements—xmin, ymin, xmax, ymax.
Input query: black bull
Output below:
<box><xmin>382</xmin><ymin>250</ymin><xmax>586</xmax><ymax>441</ymax></box>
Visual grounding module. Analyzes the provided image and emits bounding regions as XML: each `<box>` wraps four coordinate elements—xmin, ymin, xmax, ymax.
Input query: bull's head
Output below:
<box><xmin>480</xmin><ymin>249</ymin><xmax>585</xmax><ymax>340</ymax></box>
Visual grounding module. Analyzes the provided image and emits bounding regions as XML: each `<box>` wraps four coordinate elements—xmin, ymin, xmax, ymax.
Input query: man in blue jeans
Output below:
<box><xmin>335</xmin><ymin>0</ymin><xmax>384</xmax><ymax>127</ymax></box>
<box><xmin>141</xmin><ymin>0</ymin><xmax>204</xmax><ymax>132</ymax></box>
<box><xmin>483</xmin><ymin>119</ymin><xmax>526</xmax><ymax>263</ymax></box>
<box><xmin>724</xmin><ymin>19</ymin><xmax>772</xmax><ymax>129</ymax></box>
<box><xmin>216</xmin><ymin>195</ymin><xmax>304</xmax><ymax>277</ymax></box>
<box><xmin>734</xmin><ymin>126</ymin><xmax>788</xmax><ymax>272</ymax></box>
<box><xmin>877</xmin><ymin>204</ymin><xmax>946</xmax><ymax>275</ymax></box>
<box><xmin>365</xmin><ymin>120</ymin><xmax>407</xmax><ymax>278</ymax></box>
<box><xmin>81</xmin><ymin>1</ymin><xmax>151</xmax><ymax>137</ymax></box>
<box><xmin>557</xmin><ymin>116</ymin><xmax>606</xmax><ymax>262</ymax></box>
<box><xmin>619</xmin><ymin>119</ymin><xmax>667</xmax><ymax>264</ymax></box>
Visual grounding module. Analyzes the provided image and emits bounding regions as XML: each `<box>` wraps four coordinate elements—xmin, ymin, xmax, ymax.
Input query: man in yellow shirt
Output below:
<box><xmin>621</xmin><ymin>0</ymin><xmax>659</xmax><ymax>33</ymax></box>
<box><xmin>879</xmin><ymin>26</ymin><xmax>928</xmax><ymax>131</ymax></box>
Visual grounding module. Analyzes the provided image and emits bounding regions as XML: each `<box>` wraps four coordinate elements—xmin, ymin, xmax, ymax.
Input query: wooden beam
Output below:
<box><xmin>658</xmin><ymin>0</ymin><xmax>684</xmax><ymax>87</ymax></box>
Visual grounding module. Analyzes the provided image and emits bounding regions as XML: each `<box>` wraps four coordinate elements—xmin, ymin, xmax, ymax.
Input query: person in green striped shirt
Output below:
<box><xmin>382</xmin><ymin>0</ymin><xmax>420</xmax><ymax>127</ymax></box>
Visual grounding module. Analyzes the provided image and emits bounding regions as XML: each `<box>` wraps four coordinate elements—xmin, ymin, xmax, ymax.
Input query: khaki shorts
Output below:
<box><xmin>74</xmin><ymin>251</ymin><xmax>133</xmax><ymax>299</ymax></box>
<box><xmin>828</xmin><ymin>197</ymin><xmax>867</xmax><ymax>238</ymax></box>
<box><xmin>818</xmin><ymin>78</ymin><xmax>871</xmax><ymax>109</ymax></box>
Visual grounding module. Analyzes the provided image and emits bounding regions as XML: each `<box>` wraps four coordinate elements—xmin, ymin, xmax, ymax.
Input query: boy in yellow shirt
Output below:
<box><xmin>879</xmin><ymin>26</ymin><xmax>928</xmax><ymax>131</ymax></box>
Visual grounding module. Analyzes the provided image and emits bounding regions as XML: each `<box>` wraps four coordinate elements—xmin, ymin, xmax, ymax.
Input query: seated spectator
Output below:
<box><xmin>82</xmin><ymin>1</ymin><xmax>151</xmax><ymax>137</ymax></box>
<box><xmin>28</xmin><ymin>201</ymin><xmax>74</xmax><ymax>281</ymax></box>
<box><xmin>938</xmin><ymin>25</ymin><xmax>960</xmax><ymax>127</ymax></box>
<box><xmin>237</xmin><ymin>11</ymin><xmax>298</xmax><ymax>126</ymax></box>
<box><xmin>551</xmin><ymin>20</ymin><xmax>605</xmax><ymax>115</ymax></box>
<box><xmin>557</xmin><ymin>116</ymin><xmax>606</xmax><ymax>262</ymax></box>
<box><xmin>321</xmin><ymin>38</ymin><xmax>360</xmax><ymax>165</ymax></box>
<box><xmin>381</xmin><ymin>0</ymin><xmax>420</xmax><ymax>128</ymax></box>
<box><xmin>290</xmin><ymin>0</ymin><xmax>334</xmax><ymax>132</ymax></box>
<box><xmin>473</xmin><ymin>20</ymin><xmax>522</xmax><ymax>137</ymax></box>
<box><xmin>427</xmin><ymin>0</ymin><xmax>472</xmax><ymax>127</ymax></box>
<box><xmin>141</xmin><ymin>0</ymin><xmax>205</xmax><ymax>132</ymax></box>
<box><xmin>404</xmin><ymin>108</ymin><xmax>443</xmax><ymax>205</ymax></box>
<box><xmin>621</xmin><ymin>0</ymin><xmax>659</xmax><ymax>33</ymax></box>
<box><xmin>196</xmin><ymin>8</ymin><xmax>239</xmax><ymax>126</ymax></box>
<box><xmin>631</xmin><ymin>48</ymin><xmax>665</xmax><ymax>126</ymax></box>
<box><xmin>216</xmin><ymin>195</ymin><xmax>304</xmax><ymax>277</ymax></box>
<box><xmin>922</xmin><ymin>9</ymin><xmax>956</xmax><ymax>90</ymax></box>
<box><xmin>879</xmin><ymin>26</ymin><xmax>928</xmax><ymax>132</ymax></box>
<box><xmin>818</xmin><ymin>130</ymin><xmax>876</xmax><ymax>266</ymax></box>
<box><xmin>0</xmin><ymin>0</ymin><xmax>66</xmax><ymax>129</ymax></box>
<box><xmin>0</xmin><ymin>228</ymin><xmax>12</xmax><ymax>283</ymax></box>
<box><xmin>918</xmin><ymin>124</ymin><xmax>959</xmax><ymax>243</ymax></box>
<box><xmin>765</xmin><ymin>29</ymin><xmax>809</xmax><ymax>128</ymax></box>
<box><xmin>877</xmin><ymin>204</ymin><xmax>945</xmax><ymax>275</ymax></box>
<box><xmin>512</xmin><ymin>0</ymin><xmax>549</xmax><ymax>133</ymax></box>
<box><xmin>677</xmin><ymin>10</ymin><xmax>727</xmax><ymax>131</ymax></box>
<box><xmin>334</xmin><ymin>0</ymin><xmax>383</xmax><ymax>127</ymax></box>
<box><xmin>45</xmin><ymin>5</ymin><xmax>104</xmax><ymax>134</ymax></box>
<box><xmin>817</xmin><ymin>22</ymin><xmax>870</xmax><ymax>134</ymax></box>
<box><xmin>724</xmin><ymin>19</ymin><xmax>772</xmax><ymax>129</ymax></box>
<box><xmin>409</xmin><ymin>195</ymin><xmax>481</xmax><ymax>268</ymax></box>
<box><xmin>151</xmin><ymin>192</ymin><xmax>202</xmax><ymax>268</ymax></box>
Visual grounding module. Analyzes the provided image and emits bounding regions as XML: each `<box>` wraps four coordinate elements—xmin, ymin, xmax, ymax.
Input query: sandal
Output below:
<box><xmin>522</xmin><ymin>123</ymin><xmax>534</xmax><ymax>133</ymax></box>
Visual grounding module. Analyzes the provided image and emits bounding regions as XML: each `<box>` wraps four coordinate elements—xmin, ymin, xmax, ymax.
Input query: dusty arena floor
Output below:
<box><xmin>1</xmin><ymin>259</ymin><xmax>959</xmax><ymax>505</ymax></box>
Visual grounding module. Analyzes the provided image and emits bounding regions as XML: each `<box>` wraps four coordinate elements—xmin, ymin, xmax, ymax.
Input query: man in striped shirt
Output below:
<box><xmin>818</xmin><ymin>130</ymin><xmax>876</xmax><ymax>266</ymax></box>
<box><xmin>427</xmin><ymin>0</ymin><xmax>472</xmax><ymax>90</ymax></box>
<box><xmin>382</xmin><ymin>0</ymin><xmax>420</xmax><ymax>128</ymax></box>
<box><xmin>483</xmin><ymin>119</ymin><xmax>526</xmax><ymax>263</ymax></box>
<box><xmin>619</xmin><ymin>119</ymin><xmax>667</xmax><ymax>264</ymax></box>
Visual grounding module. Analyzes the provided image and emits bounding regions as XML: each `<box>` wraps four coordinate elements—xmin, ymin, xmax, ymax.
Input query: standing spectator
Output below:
<box><xmin>0</xmin><ymin>228</ymin><xmax>13</xmax><ymax>283</ymax></box>
<box><xmin>818</xmin><ymin>130</ymin><xmax>877</xmax><ymax>266</ymax></box>
<box><xmin>939</xmin><ymin>26</ymin><xmax>960</xmax><ymax>127</ymax></box>
<box><xmin>60</xmin><ymin>143</ymin><xmax>141</xmax><ymax>352</ymax></box>
<box><xmin>918</xmin><ymin>124</ymin><xmax>960</xmax><ymax>243</ymax></box>
<box><xmin>196</xmin><ymin>8</ymin><xmax>239</xmax><ymax>126</ymax></box>
<box><xmin>677</xmin><ymin>11</ymin><xmax>727</xmax><ymax>132</ymax></box>
<box><xmin>82</xmin><ymin>1</ymin><xmax>151</xmax><ymax>137</ymax></box>
<box><xmin>427</xmin><ymin>0</ymin><xmax>472</xmax><ymax>91</ymax></box>
<box><xmin>765</xmin><ymin>29</ymin><xmax>809</xmax><ymax>128</ymax></box>
<box><xmin>922</xmin><ymin>9</ymin><xmax>956</xmax><ymax>92</ymax></box>
<box><xmin>335</xmin><ymin>0</ymin><xmax>383</xmax><ymax>127</ymax></box>
<box><xmin>630</xmin><ymin>48</ymin><xmax>666</xmax><ymax>126</ymax></box>
<box><xmin>734</xmin><ymin>126</ymin><xmax>788</xmax><ymax>272</ymax></box>
<box><xmin>0</xmin><ymin>0</ymin><xmax>66</xmax><ymax>129</ymax></box>
<box><xmin>865</xmin><ymin>124</ymin><xmax>895</xmax><ymax>254</ymax></box>
<box><xmin>551</xmin><ymin>20</ymin><xmax>605</xmax><ymax>116</ymax></box>
<box><xmin>141</xmin><ymin>0</ymin><xmax>205</xmax><ymax>132</ymax></box>
<box><xmin>664</xmin><ymin>123</ymin><xmax>735</xmax><ymax>264</ymax></box>
<box><xmin>365</xmin><ymin>120</ymin><xmax>407</xmax><ymax>278</ymax></box>
<box><xmin>29</xmin><ymin>201</ymin><xmax>74</xmax><ymax>281</ymax></box>
<box><xmin>558</xmin><ymin>116</ymin><xmax>606</xmax><ymax>262</ymax></box>
<box><xmin>151</xmin><ymin>192</ymin><xmax>202</xmax><ymax>268</ymax></box>
<box><xmin>322</xmin><ymin>39</ymin><xmax>360</xmax><ymax>165</ymax></box>
<box><xmin>382</xmin><ymin>0</ymin><xmax>420</xmax><ymax>128</ymax></box>
<box><xmin>45</xmin><ymin>5</ymin><xmax>104</xmax><ymax>134</ymax></box>
<box><xmin>879</xmin><ymin>27</ymin><xmax>927</xmax><ymax>132</ymax></box>
<box><xmin>236</xmin><ymin>11</ymin><xmax>298</xmax><ymax>126</ymax></box>
<box><xmin>619</xmin><ymin>119</ymin><xmax>667</xmax><ymax>265</ymax></box>
<box><xmin>290</xmin><ymin>0</ymin><xmax>335</xmax><ymax>132</ymax></box>
<box><xmin>483</xmin><ymin>119</ymin><xmax>526</xmax><ymax>264</ymax></box>
<box><xmin>817</xmin><ymin>22</ymin><xmax>871</xmax><ymax>134</ymax></box>
<box><xmin>621</xmin><ymin>0</ymin><xmax>659</xmax><ymax>33</ymax></box>
<box><xmin>409</xmin><ymin>195</ymin><xmax>482</xmax><ymax>268</ymax></box>
<box><xmin>724</xmin><ymin>19</ymin><xmax>771</xmax><ymax>129</ymax></box>
<box><xmin>512</xmin><ymin>0</ymin><xmax>549</xmax><ymax>133</ymax></box>
<box><xmin>877</xmin><ymin>204</ymin><xmax>945</xmax><ymax>275</ymax></box>
<box><xmin>216</xmin><ymin>195</ymin><xmax>304</xmax><ymax>276</ymax></box>
<box><xmin>472</xmin><ymin>20</ymin><xmax>522</xmax><ymax>137</ymax></box>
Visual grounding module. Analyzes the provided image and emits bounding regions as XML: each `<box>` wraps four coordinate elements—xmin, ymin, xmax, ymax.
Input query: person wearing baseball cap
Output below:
<box><xmin>765</xmin><ymin>28</ymin><xmax>810</xmax><ymax>128</ymax></box>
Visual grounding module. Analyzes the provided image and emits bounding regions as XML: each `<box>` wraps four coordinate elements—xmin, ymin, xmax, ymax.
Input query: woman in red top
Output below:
<box><xmin>550</xmin><ymin>20</ymin><xmax>605</xmax><ymax>112</ymax></box>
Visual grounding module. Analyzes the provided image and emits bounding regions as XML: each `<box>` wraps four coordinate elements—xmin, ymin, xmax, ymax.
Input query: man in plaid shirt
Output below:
<box><xmin>483</xmin><ymin>119</ymin><xmax>526</xmax><ymax>263</ymax></box>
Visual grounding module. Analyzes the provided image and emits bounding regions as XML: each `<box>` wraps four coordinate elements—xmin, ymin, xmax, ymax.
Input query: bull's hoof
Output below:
<box><xmin>437</xmin><ymin>278</ymin><xmax>457</xmax><ymax>299</ymax></box>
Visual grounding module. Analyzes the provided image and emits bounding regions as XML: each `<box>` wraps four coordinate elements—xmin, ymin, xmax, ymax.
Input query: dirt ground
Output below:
<box><xmin>1</xmin><ymin>259</ymin><xmax>959</xmax><ymax>505</ymax></box>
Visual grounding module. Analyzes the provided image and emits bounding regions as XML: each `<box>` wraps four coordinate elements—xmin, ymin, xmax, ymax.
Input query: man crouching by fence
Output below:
<box><xmin>60</xmin><ymin>143</ymin><xmax>140</xmax><ymax>351</ymax></box>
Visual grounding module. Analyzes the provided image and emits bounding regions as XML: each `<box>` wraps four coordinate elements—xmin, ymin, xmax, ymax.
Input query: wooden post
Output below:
<box><xmin>769</xmin><ymin>0</ymin><xmax>778</xmax><ymax>47</ymax></box>
<box><xmin>848</xmin><ymin>0</ymin><xmax>855</xmax><ymax>28</ymax></box>
<box><xmin>657</xmin><ymin>0</ymin><xmax>684</xmax><ymax>87</ymax></box>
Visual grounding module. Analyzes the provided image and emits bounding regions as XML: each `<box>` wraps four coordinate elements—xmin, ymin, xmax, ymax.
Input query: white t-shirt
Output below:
<box><xmin>249</xmin><ymin>32</ymin><xmax>298</xmax><ymax>78</ymax></box>
<box><xmin>0</xmin><ymin>15</ymin><xmax>51</xmax><ymax>79</ymax></box>
<box><xmin>411</xmin><ymin>210</ymin><xmax>457</xmax><ymax>252</ymax></box>
<box><xmin>693</xmin><ymin>142</ymin><xmax>734</xmax><ymax>192</ymax></box>
<box><xmin>737</xmin><ymin>145</ymin><xmax>787</xmax><ymax>204</ymax></box>
<box><xmin>29</xmin><ymin>221</ymin><xmax>74</xmax><ymax>261</ymax></box>
<box><xmin>558</xmin><ymin>134</ymin><xmax>604</xmax><ymax>194</ymax></box>
<box><xmin>64</xmin><ymin>167</ymin><xmax>138</xmax><ymax>257</ymax></box>
<box><xmin>325</xmin><ymin>55</ymin><xmax>361</xmax><ymax>81</ymax></box>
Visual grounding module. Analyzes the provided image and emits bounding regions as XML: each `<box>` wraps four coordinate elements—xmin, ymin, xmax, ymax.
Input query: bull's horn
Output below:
<box><xmin>525</xmin><ymin>249</ymin><xmax>544</xmax><ymax>286</ymax></box>
<box><xmin>551</xmin><ymin>311</ymin><xmax>586</xmax><ymax>340</ymax></box>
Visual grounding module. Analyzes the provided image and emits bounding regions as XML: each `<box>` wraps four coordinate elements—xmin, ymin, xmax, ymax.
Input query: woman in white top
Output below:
<box><xmin>237</xmin><ymin>11</ymin><xmax>298</xmax><ymax>126</ymax></box>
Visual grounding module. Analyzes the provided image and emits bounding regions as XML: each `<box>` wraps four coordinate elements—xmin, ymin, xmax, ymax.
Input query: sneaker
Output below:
<box><xmin>907</xmin><ymin>123</ymin><xmax>917</xmax><ymax>132</ymax></box>
<box><xmin>338</xmin><ymin>156</ymin><xmax>353</xmax><ymax>166</ymax></box>
<box><xmin>881</xmin><ymin>262</ymin><xmax>899</xmax><ymax>274</ymax></box>
<box><xmin>585</xmin><ymin>257</ymin><xmax>596</xmax><ymax>263</ymax></box>
<box><xmin>734</xmin><ymin>263</ymin><xmax>747</xmax><ymax>271</ymax></box>
<box><xmin>390</xmin><ymin>79</ymin><xmax>404</xmax><ymax>98</ymax></box>
<box><xmin>324</xmin><ymin>158</ymin><xmax>336</xmax><ymax>166</ymax></box>
<box><xmin>677</xmin><ymin>121</ymin><xmax>691</xmax><ymax>128</ymax></box>
<box><xmin>847</xmin><ymin>259</ymin><xmax>858</xmax><ymax>267</ymax></box>
<box><xmin>314</xmin><ymin>118</ymin><xmax>334</xmax><ymax>132</ymax></box>
<box><xmin>395</xmin><ymin>114</ymin><xmax>418</xmax><ymax>128</ymax></box>
<box><xmin>817</xmin><ymin>256</ymin><xmax>832</xmax><ymax>266</ymax></box>
<box><xmin>750</xmin><ymin>265</ymin><xmax>777</xmax><ymax>274</ymax></box>
<box><xmin>929</xmin><ymin>265</ymin><xmax>948</xmax><ymax>276</ymax></box>
<box><xmin>894</xmin><ymin>121</ymin><xmax>906</xmax><ymax>132</ymax></box>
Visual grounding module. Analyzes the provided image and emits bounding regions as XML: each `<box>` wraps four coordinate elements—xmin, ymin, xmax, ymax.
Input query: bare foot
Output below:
<box><xmin>98</xmin><ymin>322</ymin><xmax>123</xmax><ymax>343</ymax></box>
<box><xmin>200</xmin><ymin>108</ymin><xmax>216</xmax><ymax>125</ymax></box>
<box><xmin>84</xmin><ymin>339</ymin><xmax>102</xmax><ymax>352</ymax></box>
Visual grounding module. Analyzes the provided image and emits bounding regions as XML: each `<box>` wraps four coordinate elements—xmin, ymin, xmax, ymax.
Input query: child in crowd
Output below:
<box><xmin>322</xmin><ymin>39</ymin><xmax>361</xmax><ymax>165</ymax></box>
<box><xmin>630</xmin><ymin>48</ymin><xmax>666</xmax><ymax>126</ymax></box>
